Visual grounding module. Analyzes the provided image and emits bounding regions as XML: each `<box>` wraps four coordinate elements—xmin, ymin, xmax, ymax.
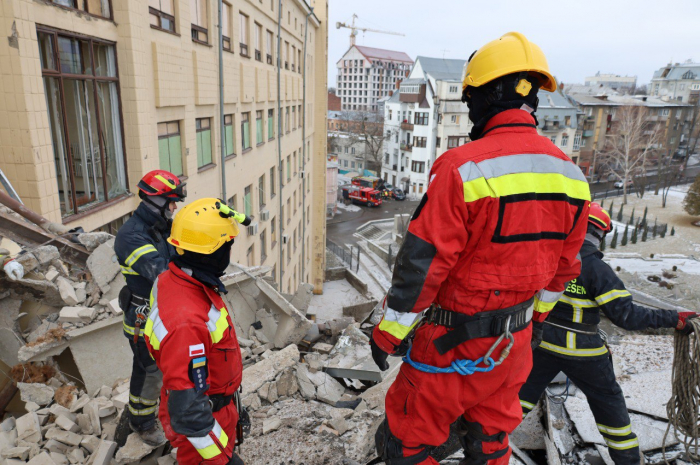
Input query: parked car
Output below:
<box><xmin>393</xmin><ymin>188</ymin><xmax>406</xmax><ymax>200</ymax></box>
<box><xmin>613</xmin><ymin>179</ymin><xmax>633</xmax><ymax>189</ymax></box>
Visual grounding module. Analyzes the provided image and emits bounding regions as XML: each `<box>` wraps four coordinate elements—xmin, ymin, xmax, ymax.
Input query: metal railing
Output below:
<box><xmin>327</xmin><ymin>239</ymin><xmax>360</xmax><ymax>272</ymax></box>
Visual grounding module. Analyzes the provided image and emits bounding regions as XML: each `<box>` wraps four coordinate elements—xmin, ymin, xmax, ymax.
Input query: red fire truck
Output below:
<box><xmin>347</xmin><ymin>186</ymin><xmax>382</xmax><ymax>207</ymax></box>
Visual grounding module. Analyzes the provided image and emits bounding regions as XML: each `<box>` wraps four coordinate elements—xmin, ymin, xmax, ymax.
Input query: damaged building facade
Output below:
<box><xmin>0</xmin><ymin>0</ymin><xmax>330</xmax><ymax>294</ymax></box>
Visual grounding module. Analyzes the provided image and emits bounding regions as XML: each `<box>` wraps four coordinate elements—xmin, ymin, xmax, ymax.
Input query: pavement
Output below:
<box><xmin>327</xmin><ymin>199</ymin><xmax>421</xmax><ymax>245</ymax></box>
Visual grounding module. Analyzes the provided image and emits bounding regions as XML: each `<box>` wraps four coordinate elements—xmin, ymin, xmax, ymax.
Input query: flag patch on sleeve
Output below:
<box><xmin>189</xmin><ymin>343</ymin><xmax>205</xmax><ymax>357</ymax></box>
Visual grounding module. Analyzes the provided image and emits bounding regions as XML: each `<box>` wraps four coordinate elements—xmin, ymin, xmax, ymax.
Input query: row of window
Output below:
<box><xmin>49</xmin><ymin>0</ymin><xmax>111</xmax><ymax>19</ymax></box>
<box><xmin>338</xmin><ymin>159</ymin><xmax>364</xmax><ymax>170</ymax></box>
<box><xmin>149</xmin><ymin>0</ymin><xmax>305</xmax><ymax>72</ymax></box>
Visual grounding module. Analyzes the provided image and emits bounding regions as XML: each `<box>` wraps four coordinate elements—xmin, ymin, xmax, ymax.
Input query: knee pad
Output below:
<box><xmin>140</xmin><ymin>366</ymin><xmax>163</xmax><ymax>401</ymax></box>
<box><xmin>457</xmin><ymin>418</ymin><xmax>508</xmax><ymax>465</ymax></box>
<box><xmin>374</xmin><ymin>419</ymin><xmax>430</xmax><ymax>465</ymax></box>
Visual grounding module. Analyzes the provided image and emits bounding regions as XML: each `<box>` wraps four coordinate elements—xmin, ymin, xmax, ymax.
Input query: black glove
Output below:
<box><xmin>531</xmin><ymin>321</ymin><xmax>544</xmax><ymax>350</ymax></box>
<box><xmin>370</xmin><ymin>337</ymin><xmax>390</xmax><ymax>371</ymax></box>
<box><xmin>228</xmin><ymin>452</ymin><xmax>245</xmax><ymax>465</ymax></box>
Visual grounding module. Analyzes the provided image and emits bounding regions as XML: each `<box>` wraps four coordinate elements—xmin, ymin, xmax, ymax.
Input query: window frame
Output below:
<box><xmin>254</xmin><ymin>22</ymin><xmax>262</xmax><ymax>61</ymax></box>
<box><xmin>224</xmin><ymin>114</ymin><xmax>236</xmax><ymax>158</ymax></box>
<box><xmin>38</xmin><ymin>26</ymin><xmax>129</xmax><ymax>219</ymax></box>
<box><xmin>51</xmin><ymin>0</ymin><xmax>113</xmax><ymax>21</ymax></box>
<box><xmin>268</xmin><ymin>109</ymin><xmax>275</xmax><ymax>140</ymax></box>
<box><xmin>190</xmin><ymin>0</ymin><xmax>209</xmax><ymax>44</ymax></box>
<box><xmin>266</xmin><ymin>30</ymin><xmax>274</xmax><ymax>65</ymax></box>
<box><xmin>239</xmin><ymin>12</ymin><xmax>250</xmax><ymax>57</ymax></box>
<box><xmin>221</xmin><ymin>1</ymin><xmax>232</xmax><ymax>51</ymax></box>
<box><xmin>149</xmin><ymin>0</ymin><xmax>176</xmax><ymax>34</ymax></box>
<box><xmin>158</xmin><ymin>121</ymin><xmax>184</xmax><ymax>176</ymax></box>
<box><xmin>256</xmin><ymin>110</ymin><xmax>264</xmax><ymax>145</ymax></box>
<box><xmin>241</xmin><ymin>112</ymin><xmax>251</xmax><ymax>152</ymax></box>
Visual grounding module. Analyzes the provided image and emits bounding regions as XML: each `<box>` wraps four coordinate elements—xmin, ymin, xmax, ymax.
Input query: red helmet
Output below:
<box><xmin>137</xmin><ymin>170</ymin><xmax>186</xmax><ymax>201</ymax></box>
<box><xmin>588</xmin><ymin>202</ymin><xmax>612</xmax><ymax>232</ymax></box>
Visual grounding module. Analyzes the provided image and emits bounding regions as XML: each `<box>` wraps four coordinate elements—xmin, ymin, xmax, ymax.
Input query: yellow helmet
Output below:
<box><xmin>168</xmin><ymin>198</ymin><xmax>240</xmax><ymax>255</ymax></box>
<box><xmin>462</xmin><ymin>32</ymin><xmax>557</xmax><ymax>93</ymax></box>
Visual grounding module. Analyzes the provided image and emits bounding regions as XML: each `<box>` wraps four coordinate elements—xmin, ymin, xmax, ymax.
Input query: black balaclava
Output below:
<box><xmin>172</xmin><ymin>240</ymin><xmax>234</xmax><ymax>294</ymax></box>
<box><xmin>140</xmin><ymin>192</ymin><xmax>175</xmax><ymax>220</ymax></box>
<box><xmin>585</xmin><ymin>224</ymin><xmax>604</xmax><ymax>250</ymax></box>
<box><xmin>463</xmin><ymin>71</ymin><xmax>542</xmax><ymax>140</ymax></box>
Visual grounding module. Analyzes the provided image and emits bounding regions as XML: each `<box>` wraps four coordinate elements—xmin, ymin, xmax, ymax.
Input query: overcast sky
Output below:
<box><xmin>327</xmin><ymin>0</ymin><xmax>700</xmax><ymax>88</ymax></box>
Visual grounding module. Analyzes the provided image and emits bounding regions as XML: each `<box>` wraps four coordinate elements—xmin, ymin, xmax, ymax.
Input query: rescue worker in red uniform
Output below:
<box><xmin>370</xmin><ymin>32</ymin><xmax>591</xmax><ymax>465</ymax></box>
<box><xmin>519</xmin><ymin>203</ymin><xmax>699</xmax><ymax>465</ymax></box>
<box><xmin>144</xmin><ymin>198</ymin><xmax>251</xmax><ymax>465</ymax></box>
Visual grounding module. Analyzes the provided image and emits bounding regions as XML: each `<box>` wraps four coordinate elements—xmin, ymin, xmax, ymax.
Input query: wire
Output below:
<box><xmin>546</xmin><ymin>377</ymin><xmax>571</xmax><ymax>404</ymax></box>
<box><xmin>663</xmin><ymin>318</ymin><xmax>700</xmax><ymax>463</ymax></box>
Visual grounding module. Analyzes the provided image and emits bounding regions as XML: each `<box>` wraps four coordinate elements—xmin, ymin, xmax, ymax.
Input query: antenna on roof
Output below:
<box><xmin>441</xmin><ymin>49</ymin><xmax>450</xmax><ymax>59</ymax></box>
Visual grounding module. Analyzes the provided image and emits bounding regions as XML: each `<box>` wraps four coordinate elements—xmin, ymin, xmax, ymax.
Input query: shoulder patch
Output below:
<box><xmin>189</xmin><ymin>344</ymin><xmax>205</xmax><ymax>357</ymax></box>
<box><xmin>189</xmin><ymin>357</ymin><xmax>209</xmax><ymax>393</ymax></box>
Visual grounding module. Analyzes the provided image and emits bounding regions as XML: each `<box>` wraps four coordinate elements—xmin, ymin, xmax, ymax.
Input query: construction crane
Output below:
<box><xmin>336</xmin><ymin>14</ymin><xmax>405</xmax><ymax>46</ymax></box>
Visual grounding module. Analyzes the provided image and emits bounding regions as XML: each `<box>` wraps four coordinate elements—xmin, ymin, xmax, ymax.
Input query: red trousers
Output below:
<box><xmin>385</xmin><ymin>323</ymin><xmax>533</xmax><ymax>464</ymax></box>
<box><xmin>159</xmin><ymin>394</ymin><xmax>239</xmax><ymax>465</ymax></box>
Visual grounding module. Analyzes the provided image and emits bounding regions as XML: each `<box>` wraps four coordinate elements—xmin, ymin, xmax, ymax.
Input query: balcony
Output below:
<box><xmin>582</xmin><ymin>130</ymin><xmax>594</xmax><ymax>138</ymax></box>
<box><xmin>400</xmin><ymin>143</ymin><xmax>413</xmax><ymax>152</ymax></box>
<box><xmin>400</xmin><ymin>121</ymin><xmax>414</xmax><ymax>131</ymax></box>
<box><xmin>542</xmin><ymin>122</ymin><xmax>560</xmax><ymax>132</ymax></box>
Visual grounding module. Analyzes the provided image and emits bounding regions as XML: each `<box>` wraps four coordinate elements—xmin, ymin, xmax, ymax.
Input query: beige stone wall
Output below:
<box><xmin>0</xmin><ymin>0</ymin><xmax>326</xmax><ymax>294</ymax></box>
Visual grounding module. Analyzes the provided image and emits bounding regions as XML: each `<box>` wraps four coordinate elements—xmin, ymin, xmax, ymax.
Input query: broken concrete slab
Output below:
<box><xmin>0</xmin><ymin>298</ymin><xmax>23</xmax><ymax>366</ymax></box>
<box><xmin>44</xmin><ymin>268</ymin><xmax>59</xmax><ymax>283</ymax></box>
<box><xmin>296</xmin><ymin>365</ymin><xmax>316</xmax><ymax>400</ymax></box>
<box><xmin>32</xmin><ymin>246</ymin><xmax>60</xmax><ymax>267</ymax></box>
<box><xmin>307</xmin><ymin>371</ymin><xmax>345</xmax><ymax>406</ymax></box>
<box><xmin>275</xmin><ymin>368</ymin><xmax>299</xmax><ymax>397</ymax></box>
<box><xmin>617</xmin><ymin>370</ymin><xmax>671</xmax><ymax>420</ymax></box>
<box><xmin>112</xmin><ymin>390</ymin><xmax>129</xmax><ymax>410</ymax></box>
<box><xmin>79</xmin><ymin>436</ymin><xmax>100</xmax><ymax>454</ymax></box>
<box><xmin>114</xmin><ymin>434</ymin><xmax>157</xmax><ymax>463</ymax></box>
<box><xmin>511</xmin><ymin>402</ymin><xmax>546</xmax><ymax>450</ymax></box>
<box><xmin>77</xmin><ymin>232</ymin><xmax>113</xmax><ymax>252</ymax></box>
<box><xmin>90</xmin><ymin>439</ymin><xmax>116</xmax><ymax>465</ymax></box>
<box><xmin>15</xmin><ymin>253</ymin><xmax>39</xmax><ymax>272</ymax></box>
<box><xmin>26</xmin><ymin>451</ymin><xmax>57</xmax><ymax>465</ymax></box>
<box><xmin>86</xmin><ymin>240</ymin><xmax>120</xmax><ymax>293</ymax></box>
<box><xmin>26</xmin><ymin>320</ymin><xmax>59</xmax><ymax>344</ymax></box>
<box><xmin>56</xmin><ymin>277</ymin><xmax>79</xmax><ymax>306</ymax></box>
<box><xmin>2</xmin><ymin>278</ymin><xmax>64</xmax><ymax>307</ymax></box>
<box><xmin>262</xmin><ymin>418</ymin><xmax>282</xmax><ymax>434</ymax></box>
<box><xmin>15</xmin><ymin>413</ymin><xmax>41</xmax><ymax>443</ymax></box>
<box><xmin>45</xmin><ymin>428</ymin><xmax>82</xmax><ymax>447</ymax></box>
<box><xmin>289</xmin><ymin>283</ymin><xmax>314</xmax><ymax>315</ymax></box>
<box><xmin>17</xmin><ymin>383</ymin><xmax>54</xmax><ymax>406</ymax></box>
<box><xmin>255</xmin><ymin>279</ymin><xmax>313</xmax><ymax>348</ymax></box>
<box><xmin>107</xmin><ymin>298</ymin><xmax>122</xmax><ymax>316</ymax></box>
<box><xmin>57</xmin><ymin>306</ymin><xmax>92</xmax><ymax>324</ymax></box>
<box><xmin>53</xmin><ymin>416</ymin><xmax>79</xmax><ymax>434</ymax></box>
<box><xmin>241</xmin><ymin>344</ymin><xmax>300</xmax><ymax>395</ymax></box>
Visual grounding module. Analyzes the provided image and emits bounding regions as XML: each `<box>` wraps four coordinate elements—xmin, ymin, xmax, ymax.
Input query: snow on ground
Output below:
<box><xmin>307</xmin><ymin>279</ymin><xmax>366</xmax><ymax>322</ymax></box>
<box><xmin>336</xmin><ymin>201</ymin><xmax>361</xmax><ymax>212</ymax></box>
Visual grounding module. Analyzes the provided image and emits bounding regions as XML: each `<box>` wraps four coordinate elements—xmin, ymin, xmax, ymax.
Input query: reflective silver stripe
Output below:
<box><xmin>537</xmin><ymin>289</ymin><xmax>563</xmax><ymax>304</ymax></box>
<box><xmin>560</xmin><ymin>295</ymin><xmax>598</xmax><ymax>308</ymax></box>
<box><xmin>458</xmin><ymin>154</ymin><xmax>587</xmax><ymax>183</ymax></box>
<box><xmin>383</xmin><ymin>307</ymin><xmax>424</xmax><ymax>327</ymax></box>
<box><xmin>129</xmin><ymin>394</ymin><xmax>157</xmax><ymax>406</ymax></box>
<box><xmin>604</xmin><ymin>437</ymin><xmax>639</xmax><ymax>450</ymax></box>
<box><xmin>129</xmin><ymin>405</ymin><xmax>157</xmax><ymax>416</ymax></box>
<box><xmin>597</xmin><ymin>423</ymin><xmax>633</xmax><ymax>436</ymax></box>
<box><xmin>149</xmin><ymin>306</ymin><xmax>169</xmax><ymax>343</ymax></box>
<box><xmin>206</xmin><ymin>305</ymin><xmax>220</xmax><ymax>333</ymax></box>
<box><xmin>187</xmin><ymin>421</ymin><xmax>223</xmax><ymax>450</ymax></box>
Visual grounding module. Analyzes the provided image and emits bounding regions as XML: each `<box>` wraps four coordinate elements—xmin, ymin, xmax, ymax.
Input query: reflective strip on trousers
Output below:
<box><xmin>187</xmin><ymin>421</ymin><xmax>229</xmax><ymax>460</ymax></box>
<box><xmin>129</xmin><ymin>405</ymin><xmax>157</xmax><ymax>416</ymax></box>
<box><xmin>130</xmin><ymin>393</ymin><xmax>157</xmax><ymax>406</ymax></box>
<box><xmin>597</xmin><ymin>423</ymin><xmax>633</xmax><ymax>436</ymax></box>
<box><xmin>604</xmin><ymin>437</ymin><xmax>639</xmax><ymax>450</ymax></box>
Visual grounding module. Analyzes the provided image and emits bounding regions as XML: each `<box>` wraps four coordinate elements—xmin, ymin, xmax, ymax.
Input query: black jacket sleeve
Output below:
<box><xmin>115</xmin><ymin>231</ymin><xmax>169</xmax><ymax>284</ymax></box>
<box><xmin>590</xmin><ymin>258</ymin><xmax>679</xmax><ymax>331</ymax></box>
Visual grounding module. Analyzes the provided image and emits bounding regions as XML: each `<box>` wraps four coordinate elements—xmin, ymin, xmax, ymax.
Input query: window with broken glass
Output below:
<box><xmin>39</xmin><ymin>28</ymin><xmax>128</xmax><ymax>218</ymax></box>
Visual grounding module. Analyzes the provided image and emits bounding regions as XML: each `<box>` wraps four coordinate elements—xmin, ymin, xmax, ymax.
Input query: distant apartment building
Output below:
<box><xmin>567</xmin><ymin>93</ymin><xmax>692</xmax><ymax>178</ymax></box>
<box><xmin>585</xmin><ymin>73</ymin><xmax>637</xmax><ymax>92</ymax></box>
<box><xmin>651</xmin><ymin>61</ymin><xmax>700</xmax><ymax>103</ymax></box>
<box><xmin>382</xmin><ymin>56</ymin><xmax>582</xmax><ymax>193</ymax></box>
<box><xmin>336</xmin><ymin>45</ymin><xmax>413</xmax><ymax>111</ymax></box>
<box><xmin>0</xmin><ymin>0</ymin><xmax>329</xmax><ymax>294</ymax></box>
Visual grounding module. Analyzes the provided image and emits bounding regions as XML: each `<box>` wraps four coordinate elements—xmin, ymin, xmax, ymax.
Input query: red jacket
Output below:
<box><xmin>374</xmin><ymin>110</ymin><xmax>591</xmax><ymax>352</ymax></box>
<box><xmin>144</xmin><ymin>263</ymin><xmax>242</xmax><ymax>463</ymax></box>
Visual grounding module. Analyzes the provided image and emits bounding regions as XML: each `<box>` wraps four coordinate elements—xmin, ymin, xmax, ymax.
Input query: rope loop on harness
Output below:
<box><xmin>403</xmin><ymin>347</ymin><xmax>496</xmax><ymax>375</ymax></box>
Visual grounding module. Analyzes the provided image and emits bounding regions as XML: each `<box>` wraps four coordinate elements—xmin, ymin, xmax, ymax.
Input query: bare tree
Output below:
<box><xmin>599</xmin><ymin>106</ymin><xmax>663</xmax><ymax>204</ymax></box>
<box><xmin>337</xmin><ymin>110</ymin><xmax>390</xmax><ymax>174</ymax></box>
<box><xmin>656</xmin><ymin>156</ymin><xmax>683</xmax><ymax>207</ymax></box>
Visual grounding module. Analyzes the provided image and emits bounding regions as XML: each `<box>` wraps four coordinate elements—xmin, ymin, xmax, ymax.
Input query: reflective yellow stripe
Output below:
<box><xmin>377</xmin><ymin>308</ymin><xmax>423</xmax><ymax>341</ymax></box>
<box><xmin>604</xmin><ymin>437</ymin><xmax>639</xmax><ymax>450</ymax></box>
<box><xmin>559</xmin><ymin>295</ymin><xmax>597</xmax><ymax>308</ymax></box>
<box><xmin>144</xmin><ymin>306</ymin><xmax>168</xmax><ymax>351</ymax></box>
<box><xmin>121</xmin><ymin>265</ymin><xmax>139</xmax><ymax>276</ymax></box>
<box><xmin>595</xmin><ymin>289</ymin><xmax>631</xmax><ymax>306</ymax></box>
<box><xmin>567</xmin><ymin>307</ymin><xmax>583</xmax><ymax>349</ymax></box>
<box><xmin>534</xmin><ymin>297</ymin><xmax>557</xmax><ymax>314</ymax></box>
<box><xmin>188</xmin><ymin>422</ymin><xmax>229</xmax><ymax>460</ymax></box>
<box><xmin>129</xmin><ymin>394</ymin><xmax>157</xmax><ymax>406</ymax></box>
<box><xmin>125</xmin><ymin>244</ymin><xmax>158</xmax><ymax>267</ymax></box>
<box><xmin>597</xmin><ymin>423</ymin><xmax>633</xmax><ymax>436</ymax></box>
<box><xmin>463</xmin><ymin>172</ymin><xmax>591</xmax><ymax>203</ymax></box>
<box><xmin>128</xmin><ymin>405</ymin><xmax>158</xmax><ymax>416</ymax></box>
<box><xmin>589</xmin><ymin>214</ymin><xmax>608</xmax><ymax>227</ymax></box>
<box><xmin>207</xmin><ymin>306</ymin><xmax>230</xmax><ymax>344</ymax></box>
<box><xmin>520</xmin><ymin>399</ymin><xmax>535</xmax><ymax>410</ymax></box>
<box><xmin>539</xmin><ymin>341</ymin><xmax>608</xmax><ymax>357</ymax></box>
<box><xmin>154</xmin><ymin>174</ymin><xmax>176</xmax><ymax>189</ymax></box>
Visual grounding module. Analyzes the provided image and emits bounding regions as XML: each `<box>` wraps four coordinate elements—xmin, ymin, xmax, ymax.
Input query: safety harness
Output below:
<box><xmin>403</xmin><ymin>298</ymin><xmax>534</xmax><ymax>376</ymax></box>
